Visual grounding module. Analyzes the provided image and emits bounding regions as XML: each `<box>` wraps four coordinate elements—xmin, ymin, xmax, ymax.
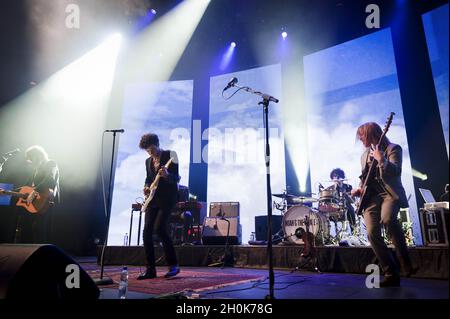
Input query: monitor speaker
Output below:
<box><xmin>0</xmin><ymin>244</ymin><xmax>99</xmax><ymax>299</ymax></box>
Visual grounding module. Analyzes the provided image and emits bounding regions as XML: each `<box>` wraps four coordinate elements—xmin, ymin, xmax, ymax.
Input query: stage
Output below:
<box><xmin>96</xmin><ymin>244</ymin><xmax>448</xmax><ymax>280</ymax></box>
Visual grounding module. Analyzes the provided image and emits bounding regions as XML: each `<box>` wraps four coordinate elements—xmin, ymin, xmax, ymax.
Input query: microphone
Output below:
<box><xmin>105</xmin><ymin>129</ymin><xmax>125</xmax><ymax>133</ymax></box>
<box><xmin>4</xmin><ymin>148</ymin><xmax>20</xmax><ymax>156</ymax></box>
<box><xmin>223</xmin><ymin>77</ymin><xmax>238</xmax><ymax>91</ymax></box>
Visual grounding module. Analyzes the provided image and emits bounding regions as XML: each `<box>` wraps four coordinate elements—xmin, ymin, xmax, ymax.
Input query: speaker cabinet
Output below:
<box><xmin>209</xmin><ymin>202</ymin><xmax>240</xmax><ymax>218</ymax></box>
<box><xmin>202</xmin><ymin>217</ymin><xmax>241</xmax><ymax>245</ymax></box>
<box><xmin>420</xmin><ymin>208</ymin><xmax>449</xmax><ymax>246</ymax></box>
<box><xmin>255</xmin><ymin>215</ymin><xmax>283</xmax><ymax>241</ymax></box>
<box><xmin>0</xmin><ymin>244</ymin><xmax>99</xmax><ymax>299</ymax></box>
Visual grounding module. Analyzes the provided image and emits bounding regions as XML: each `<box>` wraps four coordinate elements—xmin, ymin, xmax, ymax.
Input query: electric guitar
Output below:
<box><xmin>0</xmin><ymin>186</ymin><xmax>54</xmax><ymax>214</ymax></box>
<box><xmin>355</xmin><ymin>112</ymin><xmax>395</xmax><ymax>215</ymax></box>
<box><xmin>141</xmin><ymin>157</ymin><xmax>174</xmax><ymax>213</ymax></box>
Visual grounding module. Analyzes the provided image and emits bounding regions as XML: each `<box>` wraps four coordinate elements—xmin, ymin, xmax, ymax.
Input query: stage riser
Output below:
<box><xmin>97</xmin><ymin>246</ymin><xmax>448</xmax><ymax>280</ymax></box>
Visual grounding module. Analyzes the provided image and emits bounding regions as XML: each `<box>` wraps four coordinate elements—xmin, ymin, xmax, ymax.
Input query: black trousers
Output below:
<box><xmin>363</xmin><ymin>192</ymin><xmax>412</xmax><ymax>276</ymax></box>
<box><xmin>143</xmin><ymin>205</ymin><xmax>178</xmax><ymax>268</ymax></box>
<box><xmin>14</xmin><ymin>209</ymin><xmax>52</xmax><ymax>244</ymax></box>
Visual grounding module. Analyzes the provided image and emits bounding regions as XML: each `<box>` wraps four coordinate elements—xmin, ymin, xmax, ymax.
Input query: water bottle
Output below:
<box><xmin>123</xmin><ymin>233</ymin><xmax>128</xmax><ymax>246</ymax></box>
<box><xmin>118</xmin><ymin>266</ymin><xmax>128</xmax><ymax>299</ymax></box>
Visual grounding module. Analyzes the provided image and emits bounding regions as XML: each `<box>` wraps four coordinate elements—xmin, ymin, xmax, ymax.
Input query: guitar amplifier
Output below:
<box><xmin>255</xmin><ymin>215</ymin><xmax>283</xmax><ymax>241</ymax></box>
<box><xmin>202</xmin><ymin>217</ymin><xmax>241</xmax><ymax>245</ymax></box>
<box><xmin>209</xmin><ymin>202</ymin><xmax>240</xmax><ymax>218</ymax></box>
<box><xmin>420</xmin><ymin>207</ymin><xmax>449</xmax><ymax>246</ymax></box>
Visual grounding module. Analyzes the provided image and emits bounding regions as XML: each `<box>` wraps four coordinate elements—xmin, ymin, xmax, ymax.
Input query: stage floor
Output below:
<box><xmin>80</xmin><ymin>264</ymin><xmax>449</xmax><ymax>300</ymax></box>
<box><xmin>96</xmin><ymin>244</ymin><xmax>449</xmax><ymax>280</ymax></box>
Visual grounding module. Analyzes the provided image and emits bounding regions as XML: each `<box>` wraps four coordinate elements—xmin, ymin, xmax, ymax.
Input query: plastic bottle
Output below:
<box><xmin>123</xmin><ymin>233</ymin><xmax>129</xmax><ymax>246</ymax></box>
<box><xmin>118</xmin><ymin>266</ymin><xmax>128</xmax><ymax>299</ymax></box>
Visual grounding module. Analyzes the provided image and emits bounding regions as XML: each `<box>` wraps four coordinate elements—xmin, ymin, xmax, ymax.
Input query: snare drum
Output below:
<box><xmin>318</xmin><ymin>189</ymin><xmax>341</xmax><ymax>214</ymax></box>
<box><xmin>282</xmin><ymin>205</ymin><xmax>329</xmax><ymax>245</ymax></box>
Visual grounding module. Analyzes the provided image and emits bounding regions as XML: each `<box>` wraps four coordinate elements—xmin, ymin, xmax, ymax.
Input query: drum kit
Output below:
<box><xmin>273</xmin><ymin>181</ymin><xmax>368</xmax><ymax>247</ymax></box>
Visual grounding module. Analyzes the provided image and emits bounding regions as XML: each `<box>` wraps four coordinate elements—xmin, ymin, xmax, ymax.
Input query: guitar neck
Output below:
<box><xmin>0</xmin><ymin>190</ymin><xmax>27</xmax><ymax>199</ymax></box>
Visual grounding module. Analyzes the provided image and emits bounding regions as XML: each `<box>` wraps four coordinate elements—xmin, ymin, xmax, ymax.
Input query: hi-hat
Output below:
<box><xmin>273</xmin><ymin>193</ymin><xmax>296</xmax><ymax>199</ymax></box>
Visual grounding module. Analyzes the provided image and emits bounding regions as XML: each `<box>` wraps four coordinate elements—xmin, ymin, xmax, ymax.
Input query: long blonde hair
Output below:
<box><xmin>356</xmin><ymin>122</ymin><xmax>390</xmax><ymax>149</ymax></box>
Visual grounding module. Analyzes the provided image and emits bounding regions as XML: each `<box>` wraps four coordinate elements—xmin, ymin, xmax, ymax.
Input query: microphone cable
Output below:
<box><xmin>221</xmin><ymin>86</ymin><xmax>248</xmax><ymax>100</ymax></box>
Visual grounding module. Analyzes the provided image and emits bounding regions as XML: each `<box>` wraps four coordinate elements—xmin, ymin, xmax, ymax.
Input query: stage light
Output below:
<box><xmin>150</xmin><ymin>9</ymin><xmax>157</xmax><ymax>15</ymax></box>
<box><xmin>0</xmin><ymin>33</ymin><xmax>123</xmax><ymax>188</ymax></box>
<box><xmin>281</xmin><ymin>31</ymin><xmax>288</xmax><ymax>39</ymax></box>
<box><xmin>125</xmin><ymin>0</ymin><xmax>210</xmax><ymax>82</ymax></box>
<box><xmin>412</xmin><ymin>168</ymin><xmax>428</xmax><ymax>181</ymax></box>
<box><xmin>219</xmin><ymin>42</ymin><xmax>236</xmax><ymax>71</ymax></box>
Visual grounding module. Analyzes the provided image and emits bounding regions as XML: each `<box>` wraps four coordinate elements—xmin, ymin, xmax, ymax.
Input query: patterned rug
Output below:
<box><xmin>84</xmin><ymin>266</ymin><xmax>265</xmax><ymax>296</ymax></box>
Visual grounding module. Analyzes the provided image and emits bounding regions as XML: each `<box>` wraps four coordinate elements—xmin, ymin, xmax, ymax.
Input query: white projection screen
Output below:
<box><xmin>108</xmin><ymin>80</ymin><xmax>193</xmax><ymax>245</ymax></box>
<box><xmin>208</xmin><ymin>64</ymin><xmax>286</xmax><ymax>244</ymax></box>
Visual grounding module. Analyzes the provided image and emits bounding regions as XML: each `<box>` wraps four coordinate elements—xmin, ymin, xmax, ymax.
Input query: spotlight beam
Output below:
<box><xmin>125</xmin><ymin>0</ymin><xmax>210</xmax><ymax>82</ymax></box>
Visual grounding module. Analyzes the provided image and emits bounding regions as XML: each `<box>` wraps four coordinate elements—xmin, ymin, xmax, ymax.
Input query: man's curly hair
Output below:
<box><xmin>139</xmin><ymin>133</ymin><xmax>159</xmax><ymax>149</ymax></box>
<box><xmin>330</xmin><ymin>168</ymin><xmax>345</xmax><ymax>180</ymax></box>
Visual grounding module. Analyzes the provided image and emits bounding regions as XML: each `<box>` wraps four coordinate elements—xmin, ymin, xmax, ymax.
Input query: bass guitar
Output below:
<box><xmin>141</xmin><ymin>157</ymin><xmax>174</xmax><ymax>213</ymax></box>
<box><xmin>0</xmin><ymin>186</ymin><xmax>54</xmax><ymax>214</ymax></box>
<box><xmin>355</xmin><ymin>112</ymin><xmax>395</xmax><ymax>215</ymax></box>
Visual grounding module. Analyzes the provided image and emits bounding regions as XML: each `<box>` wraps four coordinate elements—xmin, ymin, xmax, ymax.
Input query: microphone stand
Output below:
<box><xmin>96</xmin><ymin>131</ymin><xmax>120</xmax><ymax>286</ymax></box>
<box><xmin>0</xmin><ymin>152</ymin><xmax>16</xmax><ymax>175</ymax></box>
<box><xmin>229</xmin><ymin>83</ymin><xmax>278</xmax><ymax>299</ymax></box>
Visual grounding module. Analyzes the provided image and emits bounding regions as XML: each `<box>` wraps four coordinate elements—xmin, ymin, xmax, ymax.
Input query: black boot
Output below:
<box><xmin>137</xmin><ymin>268</ymin><xmax>157</xmax><ymax>280</ymax></box>
<box><xmin>380</xmin><ymin>274</ymin><xmax>400</xmax><ymax>287</ymax></box>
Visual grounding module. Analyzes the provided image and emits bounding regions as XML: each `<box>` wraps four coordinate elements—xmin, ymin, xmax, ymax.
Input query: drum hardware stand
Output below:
<box><xmin>294</xmin><ymin>216</ymin><xmax>321</xmax><ymax>273</ymax></box>
<box><xmin>226</xmin><ymin>80</ymin><xmax>279</xmax><ymax>299</ymax></box>
<box><xmin>353</xmin><ymin>214</ymin><xmax>369</xmax><ymax>246</ymax></box>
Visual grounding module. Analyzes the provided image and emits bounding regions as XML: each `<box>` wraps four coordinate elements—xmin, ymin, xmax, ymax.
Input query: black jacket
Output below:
<box><xmin>30</xmin><ymin>160</ymin><xmax>60</xmax><ymax>202</ymax></box>
<box><xmin>360</xmin><ymin>143</ymin><xmax>409</xmax><ymax>208</ymax></box>
<box><xmin>144</xmin><ymin>150</ymin><xmax>179</xmax><ymax>207</ymax></box>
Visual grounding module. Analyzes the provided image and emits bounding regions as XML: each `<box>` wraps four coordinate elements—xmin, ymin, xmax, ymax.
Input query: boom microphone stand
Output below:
<box><xmin>224</xmin><ymin>80</ymin><xmax>279</xmax><ymax>299</ymax></box>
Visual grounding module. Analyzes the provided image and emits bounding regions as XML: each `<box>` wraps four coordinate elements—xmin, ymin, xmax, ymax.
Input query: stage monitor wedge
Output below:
<box><xmin>0</xmin><ymin>244</ymin><xmax>99</xmax><ymax>299</ymax></box>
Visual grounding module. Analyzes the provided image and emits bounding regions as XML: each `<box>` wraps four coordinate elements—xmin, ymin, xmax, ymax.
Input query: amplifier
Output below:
<box><xmin>424</xmin><ymin>202</ymin><xmax>449</xmax><ymax>210</ymax></box>
<box><xmin>209</xmin><ymin>202</ymin><xmax>239</xmax><ymax>218</ymax></box>
<box><xmin>420</xmin><ymin>207</ymin><xmax>449</xmax><ymax>246</ymax></box>
<box><xmin>255</xmin><ymin>215</ymin><xmax>283</xmax><ymax>241</ymax></box>
<box><xmin>202</xmin><ymin>217</ymin><xmax>241</xmax><ymax>245</ymax></box>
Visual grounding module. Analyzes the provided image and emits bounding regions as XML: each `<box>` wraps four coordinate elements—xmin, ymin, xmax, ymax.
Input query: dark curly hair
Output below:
<box><xmin>330</xmin><ymin>168</ymin><xmax>345</xmax><ymax>180</ymax></box>
<box><xmin>139</xmin><ymin>133</ymin><xmax>159</xmax><ymax>149</ymax></box>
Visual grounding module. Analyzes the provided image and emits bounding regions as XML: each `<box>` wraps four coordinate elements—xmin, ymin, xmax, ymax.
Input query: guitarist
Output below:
<box><xmin>137</xmin><ymin>133</ymin><xmax>180</xmax><ymax>280</ymax></box>
<box><xmin>351</xmin><ymin>122</ymin><xmax>413</xmax><ymax>287</ymax></box>
<box><xmin>16</xmin><ymin>145</ymin><xmax>59</xmax><ymax>243</ymax></box>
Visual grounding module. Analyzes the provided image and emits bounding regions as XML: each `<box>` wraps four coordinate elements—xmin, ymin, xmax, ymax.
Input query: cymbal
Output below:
<box><xmin>324</xmin><ymin>178</ymin><xmax>349</xmax><ymax>183</ymax></box>
<box><xmin>273</xmin><ymin>193</ymin><xmax>296</xmax><ymax>198</ymax></box>
<box><xmin>292</xmin><ymin>196</ymin><xmax>319</xmax><ymax>204</ymax></box>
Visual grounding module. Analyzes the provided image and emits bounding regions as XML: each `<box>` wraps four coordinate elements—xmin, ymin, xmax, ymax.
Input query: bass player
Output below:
<box><xmin>351</xmin><ymin>122</ymin><xmax>413</xmax><ymax>287</ymax></box>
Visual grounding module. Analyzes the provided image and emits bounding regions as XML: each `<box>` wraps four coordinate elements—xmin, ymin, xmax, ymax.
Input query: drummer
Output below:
<box><xmin>328</xmin><ymin>168</ymin><xmax>356</xmax><ymax>231</ymax></box>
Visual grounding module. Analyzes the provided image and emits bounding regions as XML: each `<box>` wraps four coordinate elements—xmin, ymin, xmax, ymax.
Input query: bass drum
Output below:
<box><xmin>282</xmin><ymin>205</ymin><xmax>328</xmax><ymax>245</ymax></box>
